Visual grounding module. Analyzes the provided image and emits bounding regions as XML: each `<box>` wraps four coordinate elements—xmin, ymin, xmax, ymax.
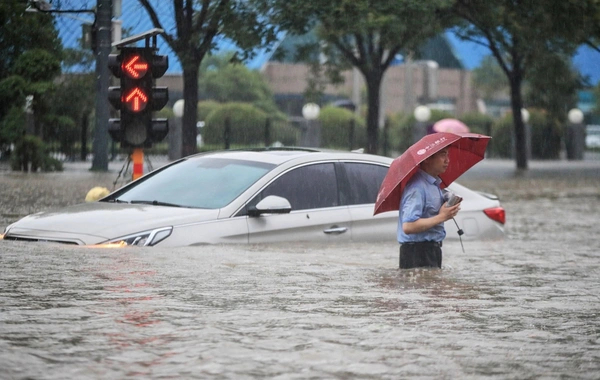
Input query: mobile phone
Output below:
<box><xmin>447</xmin><ymin>193</ymin><xmax>463</xmax><ymax>206</ymax></box>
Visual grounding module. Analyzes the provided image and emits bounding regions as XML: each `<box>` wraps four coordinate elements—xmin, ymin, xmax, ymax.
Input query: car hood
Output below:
<box><xmin>5</xmin><ymin>202</ymin><xmax>221</xmax><ymax>245</ymax></box>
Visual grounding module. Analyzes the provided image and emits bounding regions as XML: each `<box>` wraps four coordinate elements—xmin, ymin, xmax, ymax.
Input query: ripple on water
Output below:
<box><xmin>1</xmin><ymin>210</ymin><xmax>600</xmax><ymax>380</ymax></box>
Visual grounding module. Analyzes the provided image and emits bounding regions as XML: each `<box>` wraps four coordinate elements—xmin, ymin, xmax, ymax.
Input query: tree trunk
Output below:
<box><xmin>181</xmin><ymin>64</ymin><xmax>200</xmax><ymax>158</ymax></box>
<box><xmin>365</xmin><ymin>73</ymin><xmax>382</xmax><ymax>154</ymax></box>
<box><xmin>80</xmin><ymin>112</ymin><xmax>88</xmax><ymax>161</ymax></box>
<box><xmin>509</xmin><ymin>72</ymin><xmax>528</xmax><ymax>170</ymax></box>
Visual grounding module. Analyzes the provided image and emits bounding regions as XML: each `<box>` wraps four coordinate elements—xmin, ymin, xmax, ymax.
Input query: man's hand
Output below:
<box><xmin>439</xmin><ymin>202</ymin><xmax>461</xmax><ymax>222</ymax></box>
<box><xmin>402</xmin><ymin>201</ymin><xmax>461</xmax><ymax>235</ymax></box>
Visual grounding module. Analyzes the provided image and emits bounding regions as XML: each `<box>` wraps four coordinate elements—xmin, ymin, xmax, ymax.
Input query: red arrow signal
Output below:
<box><xmin>123</xmin><ymin>87</ymin><xmax>148</xmax><ymax>112</ymax></box>
<box><xmin>122</xmin><ymin>54</ymin><xmax>148</xmax><ymax>79</ymax></box>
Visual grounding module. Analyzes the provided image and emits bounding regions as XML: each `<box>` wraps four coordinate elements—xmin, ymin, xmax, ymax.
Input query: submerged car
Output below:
<box><xmin>1</xmin><ymin>149</ymin><xmax>505</xmax><ymax>247</ymax></box>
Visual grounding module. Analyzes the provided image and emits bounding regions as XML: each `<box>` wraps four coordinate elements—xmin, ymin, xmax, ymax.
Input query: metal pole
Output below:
<box><xmin>132</xmin><ymin>148</ymin><xmax>144</xmax><ymax>180</ymax></box>
<box><xmin>91</xmin><ymin>0</ymin><xmax>112</xmax><ymax>171</ymax></box>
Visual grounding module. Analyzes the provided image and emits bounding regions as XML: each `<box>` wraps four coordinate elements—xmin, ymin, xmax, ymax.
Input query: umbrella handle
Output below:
<box><xmin>452</xmin><ymin>218</ymin><xmax>465</xmax><ymax>253</ymax></box>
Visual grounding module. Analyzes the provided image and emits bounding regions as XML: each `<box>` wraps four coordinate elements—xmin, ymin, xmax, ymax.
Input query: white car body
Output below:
<box><xmin>2</xmin><ymin>149</ymin><xmax>505</xmax><ymax>247</ymax></box>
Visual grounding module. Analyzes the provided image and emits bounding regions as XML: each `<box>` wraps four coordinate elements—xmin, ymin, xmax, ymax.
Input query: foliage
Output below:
<box><xmin>472</xmin><ymin>56</ymin><xmax>508</xmax><ymax>101</ymax></box>
<box><xmin>524</xmin><ymin>52</ymin><xmax>583</xmax><ymax>124</ymax></box>
<box><xmin>529</xmin><ymin>110</ymin><xmax>562</xmax><ymax>160</ymax></box>
<box><xmin>10</xmin><ymin>135</ymin><xmax>62</xmax><ymax>172</ymax></box>
<box><xmin>318</xmin><ymin>106</ymin><xmax>366</xmax><ymax>150</ymax></box>
<box><xmin>0</xmin><ymin>76</ymin><xmax>28</xmax><ymax>121</ymax></box>
<box><xmin>451</xmin><ymin>0</ymin><xmax>600</xmax><ymax>168</ymax></box>
<box><xmin>387</xmin><ymin>112</ymin><xmax>412</xmax><ymax>155</ymax></box>
<box><xmin>11</xmin><ymin>49</ymin><xmax>61</xmax><ymax>82</ymax></box>
<box><xmin>488</xmin><ymin>114</ymin><xmax>513</xmax><ymax>159</ymax></box>
<box><xmin>263</xmin><ymin>0</ymin><xmax>453</xmax><ymax>154</ymax></box>
<box><xmin>198</xmin><ymin>100</ymin><xmax>223</xmax><ymax>123</ymax></box>
<box><xmin>0</xmin><ymin>1</ymin><xmax>62</xmax><ymax>80</ymax></box>
<box><xmin>0</xmin><ymin>106</ymin><xmax>26</xmax><ymax>147</ymax></box>
<box><xmin>203</xmin><ymin>102</ymin><xmax>297</xmax><ymax>146</ymax></box>
<box><xmin>42</xmin><ymin>115</ymin><xmax>78</xmax><ymax>158</ymax></box>
<box><xmin>138</xmin><ymin>0</ymin><xmax>280</xmax><ymax>157</ymax></box>
<box><xmin>198</xmin><ymin>58</ymin><xmax>282</xmax><ymax>116</ymax></box>
<box><xmin>45</xmin><ymin>73</ymin><xmax>95</xmax><ymax>158</ymax></box>
<box><xmin>488</xmin><ymin>110</ymin><xmax>562</xmax><ymax>160</ymax></box>
<box><xmin>0</xmin><ymin>49</ymin><xmax>60</xmax><ymax>154</ymax></box>
<box><xmin>200</xmin><ymin>62</ymin><xmax>271</xmax><ymax>103</ymax></box>
<box><xmin>0</xmin><ymin>1</ymin><xmax>62</xmax><ymax>144</ymax></box>
<box><xmin>459</xmin><ymin>113</ymin><xmax>494</xmax><ymax>135</ymax></box>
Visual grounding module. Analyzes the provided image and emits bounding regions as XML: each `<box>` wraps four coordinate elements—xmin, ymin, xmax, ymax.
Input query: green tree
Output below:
<box><xmin>138</xmin><ymin>0</ymin><xmax>279</xmax><ymax>157</ymax></box>
<box><xmin>198</xmin><ymin>54</ymin><xmax>280</xmax><ymax>115</ymax></box>
<box><xmin>451</xmin><ymin>0</ymin><xmax>600</xmax><ymax>169</ymax></box>
<box><xmin>0</xmin><ymin>1</ymin><xmax>61</xmax><ymax>80</ymax></box>
<box><xmin>472</xmin><ymin>56</ymin><xmax>507</xmax><ymax>101</ymax></box>
<box><xmin>264</xmin><ymin>0</ymin><xmax>452</xmax><ymax>154</ymax></box>
<box><xmin>525</xmin><ymin>52</ymin><xmax>583</xmax><ymax>125</ymax></box>
<box><xmin>47</xmin><ymin>72</ymin><xmax>95</xmax><ymax>160</ymax></box>
<box><xmin>11</xmin><ymin>49</ymin><xmax>62</xmax><ymax>137</ymax></box>
<box><xmin>0</xmin><ymin>1</ymin><xmax>62</xmax><ymax>143</ymax></box>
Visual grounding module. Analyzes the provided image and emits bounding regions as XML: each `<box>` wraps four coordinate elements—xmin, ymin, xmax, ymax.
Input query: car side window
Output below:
<box><xmin>342</xmin><ymin>162</ymin><xmax>388</xmax><ymax>205</ymax></box>
<box><xmin>254</xmin><ymin>163</ymin><xmax>339</xmax><ymax>211</ymax></box>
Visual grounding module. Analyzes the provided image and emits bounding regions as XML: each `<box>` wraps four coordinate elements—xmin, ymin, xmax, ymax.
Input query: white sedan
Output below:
<box><xmin>1</xmin><ymin>149</ymin><xmax>505</xmax><ymax>247</ymax></box>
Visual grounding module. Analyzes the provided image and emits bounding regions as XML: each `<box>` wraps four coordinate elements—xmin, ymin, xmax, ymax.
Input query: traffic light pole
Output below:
<box><xmin>131</xmin><ymin>148</ymin><xmax>144</xmax><ymax>180</ymax></box>
<box><xmin>91</xmin><ymin>0</ymin><xmax>112</xmax><ymax>171</ymax></box>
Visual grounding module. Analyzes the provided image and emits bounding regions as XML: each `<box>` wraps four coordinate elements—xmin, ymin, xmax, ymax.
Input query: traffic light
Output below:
<box><xmin>108</xmin><ymin>47</ymin><xmax>169</xmax><ymax>148</ymax></box>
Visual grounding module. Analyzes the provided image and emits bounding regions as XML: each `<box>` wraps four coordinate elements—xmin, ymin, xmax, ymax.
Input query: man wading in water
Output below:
<box><xmin>397</xmin><ymin>148</ymin><xmax>461</xmax><ymax>269</ymax></box>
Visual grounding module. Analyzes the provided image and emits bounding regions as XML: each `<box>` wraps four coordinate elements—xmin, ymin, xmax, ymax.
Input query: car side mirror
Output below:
<box><xmin>248</xmin><ymin>195</ymin><xmax>292</xmax><ymax>217</ymax></box>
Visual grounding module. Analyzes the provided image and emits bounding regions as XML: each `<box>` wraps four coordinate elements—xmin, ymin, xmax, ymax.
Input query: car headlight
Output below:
<box><xmin>100</xmin><ymin>227</ymin><xmax>173</xmax><ymax>247</ymax></box>
<box><xmin>1</xmin><ymin>224</ymin><xmax>14</xmax><ymax>240</ymax></box>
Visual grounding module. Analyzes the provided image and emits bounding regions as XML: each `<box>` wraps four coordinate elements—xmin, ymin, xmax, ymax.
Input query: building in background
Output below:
<box><xmin>261</xmin><ymin>32</ymin><xmax>477</xmax><ymax>119</ymax></box>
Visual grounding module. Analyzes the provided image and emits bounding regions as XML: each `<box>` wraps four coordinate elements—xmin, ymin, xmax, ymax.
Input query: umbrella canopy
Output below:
<box><xmin>432</xmin><ymin>118</ymin><xmax>470</xmax><ymax>133</ymax></box>
<box><xmin>374</xmin><ymin>132</ymin><xmax>491</xmax><ymax>215</ymax></box>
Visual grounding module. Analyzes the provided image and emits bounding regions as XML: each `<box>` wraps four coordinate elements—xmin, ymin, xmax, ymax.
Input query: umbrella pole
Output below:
<box><xmin>452</xmin><ymin>218</ymin><xmax>465</xmax><ymax>253</ymax></box>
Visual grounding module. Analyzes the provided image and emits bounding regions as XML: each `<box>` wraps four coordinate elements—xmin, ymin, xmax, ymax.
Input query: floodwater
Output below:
<box><xmin>1</xmin><ymin>160</ymin><xmax>600</xmax><ymax>379</ymax></box>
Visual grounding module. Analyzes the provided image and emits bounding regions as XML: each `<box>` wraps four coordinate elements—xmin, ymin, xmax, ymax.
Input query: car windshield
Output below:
<box><xmin>113</xmin><ymin>157</ymin><xmax>275</xmax><ymax>209</ymax></box>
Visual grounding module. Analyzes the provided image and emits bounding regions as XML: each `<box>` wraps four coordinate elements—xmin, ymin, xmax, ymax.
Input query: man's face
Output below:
<box><xmin>422</xmin><ymin>148</ymin><xmax>449</xmax><ymax>176</ymax></box>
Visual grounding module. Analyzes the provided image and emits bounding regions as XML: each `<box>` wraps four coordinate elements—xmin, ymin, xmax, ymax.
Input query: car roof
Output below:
<box><xmin>186</xmin><ymin>148</ymin><xmax>393</xmax><ymax>166</ymax></box>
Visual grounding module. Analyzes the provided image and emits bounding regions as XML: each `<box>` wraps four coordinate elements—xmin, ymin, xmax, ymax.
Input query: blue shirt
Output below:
<box><xmin>397</xmin><ymin>169</ymin><xmax>446</xmax><ymax>243</ymax></box>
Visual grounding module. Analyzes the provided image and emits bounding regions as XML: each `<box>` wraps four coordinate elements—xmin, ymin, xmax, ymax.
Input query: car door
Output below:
<box><xmin>340</xmin><ymin>162</ymin><xmax>398</xmax><ymax>242</ymax></box>
<box><xmin>244</xmin><ymin>162</ymin><xmax>352</xmax><ymax>243</ymax></box>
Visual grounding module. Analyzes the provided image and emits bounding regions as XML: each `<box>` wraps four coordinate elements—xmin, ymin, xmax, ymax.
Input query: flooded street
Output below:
<box><xmin>1</xmin><ymin>159</ymin><xmax>600</xmax><ymax>379</ymax></box>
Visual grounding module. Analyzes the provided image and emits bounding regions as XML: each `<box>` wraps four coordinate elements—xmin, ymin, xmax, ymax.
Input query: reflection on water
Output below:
<box><xmin>1</xmin><ymin>197</ymin><xmax>600</xmax><ymax>379</ymax></box>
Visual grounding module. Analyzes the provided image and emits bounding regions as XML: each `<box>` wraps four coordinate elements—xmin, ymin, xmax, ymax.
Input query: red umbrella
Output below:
<box><xmin>374</xmin><ymin>132</ymin><xmax>491</xmax><ymax>215</ymax></box>
<box><xmin>432</xmin><ymin>118</ymin><xmax>470</xmax><ymax>133</ymax></box>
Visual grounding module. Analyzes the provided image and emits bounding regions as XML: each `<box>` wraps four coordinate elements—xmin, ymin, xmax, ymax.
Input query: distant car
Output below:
<box><xmin>1</xmin><ymin>149</ymin><xmax>505</xmax><ymax>247</ymax></box>
<box><xmin>586</xmin><ymin>125</ymin><xmax>600</xmax><ymax>149</ymax></box>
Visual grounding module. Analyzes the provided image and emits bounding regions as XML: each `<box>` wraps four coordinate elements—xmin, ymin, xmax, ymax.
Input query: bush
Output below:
<box><xmin>318</xmin><ymin>106</ymin><xmax>366</xmax><ymax>150</ymax></box>
<box><xmin>202</xmin><ymin>102</ymin><xmax>298</xmax><ymax>147</ymax></box>
<box><xmin>267</xmin><ymin>118</ymin><xmax>299</xmax><ymax>146</ymax></box>
<box><xmin>488</xmin><ymin>115</ymin><xmax>513</xmax><ymax>158</ymax></box>
<box><xmin>387</xmin><ymin>112</ymin><xmax>412</xmax><ymax>154</ymax></box>
<box><xmin>488</xmin><ymin>110</ymin><xmax>562</xmax><ymax>159</ymax></box>
<box><xmin>43</xmin><ymin>115</ymin><xmax>77</xmax><ymax>158</ymax></box>
<box><xmin>42</xmin><ymin>155</ymin><xmax>63</xmax><ymax>172</ymax></box>
<box><xmin>529</xmin><ymin>110</ymin><xmax>562</xmax><ymax>159</ymax></box>
<box><xmin>10</xmin><ymin>135</ymin><xmax>62</xmax><ymax>172</ymax></box>
<box><xmin>197</xmin><ymin>100</ymin><xmax>222</xmax><ymax>122</ymax></box>
<box><xmin>459</xmin><ymin>113</ymin><xmax>494</xmax><ymax>135</ymax></box>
